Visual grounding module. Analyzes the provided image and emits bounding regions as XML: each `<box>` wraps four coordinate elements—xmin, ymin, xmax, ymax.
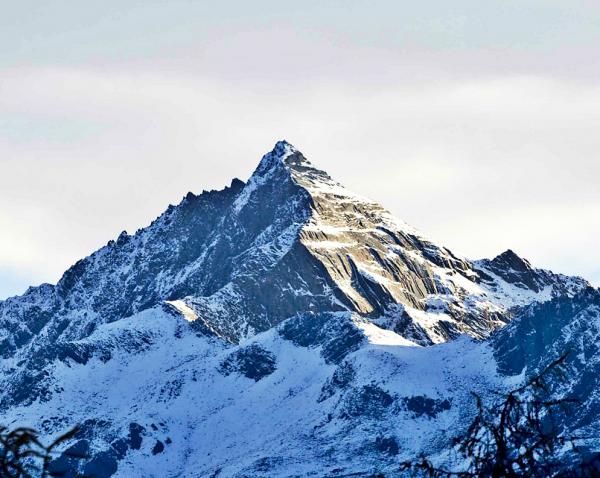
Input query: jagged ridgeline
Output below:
<box><xmin>0</xmin><ymin>141</ymin><xmax>595</xmax><ymax>477</ymax></box>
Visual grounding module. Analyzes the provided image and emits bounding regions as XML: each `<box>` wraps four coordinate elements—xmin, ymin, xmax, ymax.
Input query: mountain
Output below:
<box><xmin>0</xmin><ymin>141</ymin><xmax>594</xmax><ymax>477</ymax></box>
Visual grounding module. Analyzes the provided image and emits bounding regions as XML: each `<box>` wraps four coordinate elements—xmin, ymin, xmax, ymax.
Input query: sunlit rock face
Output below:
<box><xmin>0</xmin><ymin>141</ymin><xmax>594</xmax><ymax>477</ymax></box>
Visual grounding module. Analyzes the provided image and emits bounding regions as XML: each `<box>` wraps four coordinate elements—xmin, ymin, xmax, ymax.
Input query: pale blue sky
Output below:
<box><xmin>1</xmin><ymin>1</ymin><xmax>600</xmax><ymax>299</ymax></box>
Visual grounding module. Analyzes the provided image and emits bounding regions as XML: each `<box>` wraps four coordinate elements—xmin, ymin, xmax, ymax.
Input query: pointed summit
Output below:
<box><xmin>252</xmin><ymin>140</ymin><xmax>324</xmax><ymax>180</ymax></box>
<box><xmin>492</xmin><ymin>249</ymin><xmax>532</xmax><ymax>273</ymax></box>
<box><xmin>232</xmin><ymin>140</ymin><xmax>333</xmax><ymax>214</ymax></box>
<box><xmin>254</xmin><ymin>140</ymin><xmax>297</xmax><ymax>176</ymax></box>
<box><xmin>272</xmin><ymin>139</ymin><xmax>295</xmax><ymax>156</ymax></box>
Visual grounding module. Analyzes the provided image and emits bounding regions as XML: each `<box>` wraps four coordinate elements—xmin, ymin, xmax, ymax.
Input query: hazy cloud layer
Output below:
<box><xmin>1</xmin><ymin>1</ymin><xmax>600</xmax><ymax>298</ymax></box>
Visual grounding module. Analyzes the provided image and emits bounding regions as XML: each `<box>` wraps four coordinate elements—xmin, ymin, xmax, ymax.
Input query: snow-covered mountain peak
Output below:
<box><xmin>249</xmin><ymin>140</ymin><xmax>343</xmax><ymax>191</ymax></box>
<box><xmin>0</xmin><ymin>140</ymin><xmax>596</xmax><ymax>477</ymax></box>
<box><xmin>252</xmin><ymin>140</ymin><xmax>317</xmax><ymax>177</ymax></box>
<box><xmin>239</xmin><ymin>141</ymin><xmax>407</xmax><ymax>230</ymax></box>
<box><xmin>0</xmin><ymin>141</ymin><xmax>588</xmax><ymax>353</ymax></box>
<box><xmin>254</xmin><ymin>140</ymin><xmax>295</xmax><ymax>174</ymax></box>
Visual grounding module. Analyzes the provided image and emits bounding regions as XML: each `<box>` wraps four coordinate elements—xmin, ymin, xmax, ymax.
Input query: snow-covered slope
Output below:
<box><xmin>3</xmin><ymin>295</ymin><xmax>599</xmax><ymax>477</ymax></box>
<box><xmin>2</xmin><ymin>306</ymin><xmax>503</xmax><ymax>477</ymax></box>
<box><xmin>0</xmin><ymin>141</ymin><xmax>593</xmax><ymax>476</ymax></box>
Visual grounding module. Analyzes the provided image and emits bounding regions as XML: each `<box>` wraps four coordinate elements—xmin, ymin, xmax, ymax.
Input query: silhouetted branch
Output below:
<box><xmin>399</xmin><ymin>351</ymin><xmax>600</xmax><ymax>477</ymax></box>
<box><xmin>0</xmin><ymin>425</ymin><xmax>85</xmax><ymax>478</ymax></box>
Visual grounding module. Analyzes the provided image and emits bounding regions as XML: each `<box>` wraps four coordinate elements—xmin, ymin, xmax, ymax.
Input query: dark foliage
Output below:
<box><xmin>399</xmin><ymin>353</ymin><xmax>600</xmax><ymax>477</ymax></box>
<box><xmin>0</xmin><ymin>426</ymin><xmax>84</xmax><ymax>478</ymax></box>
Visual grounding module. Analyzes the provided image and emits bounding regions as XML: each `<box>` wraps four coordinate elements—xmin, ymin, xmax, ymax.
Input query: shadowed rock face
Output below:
<box><xmin>219</xmin><ymin>344</ymin><xmax>277</xmax><ymax>381</ymax></box>
<box><xmin>484</xmin><ymin>249</ymin><xmax>545</xmax><ymax>291</ymax></box>
<box><xmin>279</xmin><ymin>312</ymin><xmax>366</xmax><ymax>364</ymax></box>
<box><xmin>475</xmin><ymin>249</ymin><xmax>588</xmax><ymax>299</ymax></box>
